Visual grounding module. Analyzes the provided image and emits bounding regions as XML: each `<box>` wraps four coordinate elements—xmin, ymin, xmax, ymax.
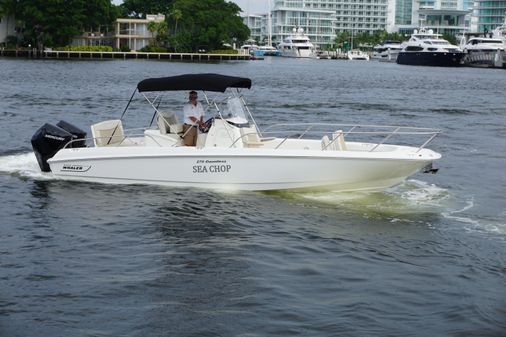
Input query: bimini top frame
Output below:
<box><xmin>119</xmin><ymin>73</ymin><xmax>252</xmax><ymax>120</ymax></box>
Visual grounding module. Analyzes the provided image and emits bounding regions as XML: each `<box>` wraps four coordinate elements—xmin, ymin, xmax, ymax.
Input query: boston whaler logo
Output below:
<box><xmin>193</xmin><ymin>159</ymin><xmax>231</xmax><ymax>174</ymax></box>
<box><xmin>61</xmin><ymin>164</ymin><xmax>91</xmax><ymax>172</ymax></box>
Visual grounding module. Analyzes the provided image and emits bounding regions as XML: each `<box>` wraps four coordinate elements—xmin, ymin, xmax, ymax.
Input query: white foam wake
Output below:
<box><xmin>0</xmin><ymin>152</ymin><xmax>54</xmax><ymax>180</ymax></box>
<box><xmin>289</xmin><ymin>179</ymin><xmax>450</xmax><ymax>216</ymax></box>
<box><xmin>442</xmin><ymin>198</ymin><xmax>506</xmax><ymax>235</ymax></box>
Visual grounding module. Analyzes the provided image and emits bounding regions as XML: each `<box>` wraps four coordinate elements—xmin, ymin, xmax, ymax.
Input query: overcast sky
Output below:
<box><xmin>232</xmin><ymin>0</ymin><xmax>269</xmax><ymax>13</ymax></box>
<box><xmin>112</xmin><ymin>0</ymin><xmax>270</xmax><ymax>14</ymax></box>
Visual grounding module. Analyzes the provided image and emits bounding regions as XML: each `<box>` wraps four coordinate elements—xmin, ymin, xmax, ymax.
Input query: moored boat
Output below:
<box><xmin>278</xmin><ymin>28</ymin><xmax>316</xmax><ymax>58</ymax></box>
<box><xmin>372</xmin><ymin>40</ymin><xmax>402</xmax><ymax>62</ymax></box>
<box><xmin>348</xmin><ymin>49</ymin><xmax>370</xmax><ymax>61</ymax></box>
<box><xmin>397</xmin><ymin>28</ymin><xmax>464</xmax><ymax>67</ymax></box>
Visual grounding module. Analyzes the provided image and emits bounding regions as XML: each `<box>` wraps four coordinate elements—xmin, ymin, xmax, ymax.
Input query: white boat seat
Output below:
<box><xmin>321</xmin><ymin>135</ymin><xmax>330</xmax><ymax>151</ymax></box>
<box><xmin>157</xmin><ymin>111</ymin><xmax>183</xmax><ymax>134</ymax></box>
<box><xmin>240</xmin><ymin>125</ymin><xmax>274</xmax><ymax>147</ymax></box>
<box><xmin>91</xmin><ymin>119</ymin><xmax>129</xmax><ymax>147</ymax></box>
<box><xmin>332</xmin><ymin>130</ymin><xmax>347</xmax><ymax>151</ymax></box>
<box><xmin>240</xmin><ymin>126</ymin><xmax>263</xmax><ymax>147</ymax></box>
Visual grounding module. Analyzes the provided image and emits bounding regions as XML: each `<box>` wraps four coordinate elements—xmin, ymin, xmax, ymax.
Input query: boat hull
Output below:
<box><xmin>396</xmin><ymin>51</ymin><xmax>465</xmax><ymax>67</ymax></box>
<box><xmin>47</xmin><ymin>146</ymin><xmax>440</xmax><ymax>192</ymax></box>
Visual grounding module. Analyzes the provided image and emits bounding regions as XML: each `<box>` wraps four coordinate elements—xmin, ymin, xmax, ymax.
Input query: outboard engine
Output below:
<box><xmin>56</xmin><ymin>120</ymin><xmax>87</xmax><ymax>148</ymax></box>
<box><xmin>31</xmin><ymin>121</ymin><xmax>87</xmax><ymax>172</ymax></box>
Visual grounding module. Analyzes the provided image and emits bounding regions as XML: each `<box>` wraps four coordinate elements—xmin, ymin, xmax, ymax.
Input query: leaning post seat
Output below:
<box><xmin>157</xmin><ymin>112</ymin><xmax>182</xmax><ymax>134</ymax></box>
<box><xmin>91</xmin><ymin>119</ymin><xmax>125</xmax><ymax>146</ymax></box>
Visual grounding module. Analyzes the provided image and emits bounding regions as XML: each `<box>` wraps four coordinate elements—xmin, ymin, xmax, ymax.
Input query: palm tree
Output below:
<box><xmin>170</xmin><ymin>8</ymin><xmax>182</xmax><ymax>33</ymax></box>
<box><xmin>147</xmin><ymin>21</ymin><xmax>158</xmax><ymax>46</ymax></box>
<box><xmin>155</xmin><ymin>21</ymin><xmax>168</xmax><ymax>47</ymax></box>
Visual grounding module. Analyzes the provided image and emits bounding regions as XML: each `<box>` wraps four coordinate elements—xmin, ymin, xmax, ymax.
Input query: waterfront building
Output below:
<box><xmin>241</xmin><ymin>0</ymin><xmax>391</xmax><ymax>48</ymax></box>
<box><xmin>471</xmin><ymin>1</ymin><xmax>506</xmax><ymax>32</ymax></box>
<box><xmin>271</xmin><ymin>0</ymin><xmax>337</xmax><ymax>48</ymax></box>
<box><xmin>389</xmin><ymin>0</ymin><xmax>469</xmax><ymax>35</ymax></box>
<box><xmin>72</xmin><ymin>14</ymin><xmax>165</xmax><ymax>51</ymax></box>
<box><xmin>114</xmin><ymin>14</ymin><xmax>165</xmax><ymax>51</ymax></box>
<box><xmin>242</xmin><ymin>14</ymin><xmax>265</xmax><ymax>42</ymax></box>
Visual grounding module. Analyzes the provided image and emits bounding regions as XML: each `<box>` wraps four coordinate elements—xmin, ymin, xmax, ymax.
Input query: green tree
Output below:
<box><xmin>335</xmin><ymin>31</ymin><xmax>350</xmax><ymax>49</ymax></box>
<box><xmin>120</xmin><ymin>0</ymin><xmax>174</xmax><ymax>18</ymax></box>
<box><xmin>15</xmin><ymin>0</ymin><xmax>117</xmax><ymax>48</ymax></box>
<box><xmin>169</xmin><ymin>0</ymin><xmax>249</xmax><ymax>52</ymax></box>
<box><xmin>170</xmin><ymin>7</ymin><xmax>182</xmax><ymax>33</ymax></box>
<box><xmin>147</xmin><ymin>20</ymin><xmax>158</xmax><ymax>46</ymax></box>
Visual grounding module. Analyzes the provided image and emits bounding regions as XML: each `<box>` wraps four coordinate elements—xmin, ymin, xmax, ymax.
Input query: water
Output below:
<box><xmin>0</xmin><ymin>58</ymin><xmax>505</xmax><ymax>336</ymax></box>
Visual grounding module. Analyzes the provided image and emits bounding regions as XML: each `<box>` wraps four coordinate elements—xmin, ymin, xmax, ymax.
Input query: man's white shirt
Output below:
<box><xmin>183</xmin><ymin>102</ymin><xmax>205</xmax><ymax>125</ymax></box>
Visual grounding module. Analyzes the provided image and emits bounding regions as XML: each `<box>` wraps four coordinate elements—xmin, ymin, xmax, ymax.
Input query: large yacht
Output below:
<box><xmin>396</xmin><ymin>28</ymin><xmax>465</xmax><ymax>67</ymax></box>
<box><xmin>278</xmin><ymin>28</ymin><xmax>316</xmax><ymax>58</ymax></box>
<box><xmin>372</xmin><ymin>40</ymin><xmax>402</xmax><ymax>62</ymax></box>
<box><xmin>460</xmin><ymin>36</ymin><xmax>505</xmax><ymax>67</ymax></box>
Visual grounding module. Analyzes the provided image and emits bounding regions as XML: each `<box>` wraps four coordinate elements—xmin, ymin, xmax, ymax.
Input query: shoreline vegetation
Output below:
<box><xmin>0</xmin><ymin>0</ymin><xmax>249</xmax><ymax>53</ymax></box>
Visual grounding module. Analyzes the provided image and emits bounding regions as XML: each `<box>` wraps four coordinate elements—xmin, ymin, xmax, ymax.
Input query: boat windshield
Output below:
<box><xmin>220</xmin><ymin>97</ymin><xmax>249</xmax><ymax>125</ymax></box>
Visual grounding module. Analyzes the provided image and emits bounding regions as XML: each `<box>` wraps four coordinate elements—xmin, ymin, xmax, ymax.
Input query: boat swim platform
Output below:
<box><xmin>0</xmin><ymin>49</ymin><xmax>253</xmax><ymax>62</ymax></box>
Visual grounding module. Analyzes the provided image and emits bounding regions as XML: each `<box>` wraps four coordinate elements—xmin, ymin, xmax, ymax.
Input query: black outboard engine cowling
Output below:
<box><xmin>56</xmin><ymin>120</ymin><xmax>87</xmax><ymax>148</ymax></box>
<box><xmin>31</xmin><ymin>123</ymin><xmax>73</xmax><ymax>172</ymax></box>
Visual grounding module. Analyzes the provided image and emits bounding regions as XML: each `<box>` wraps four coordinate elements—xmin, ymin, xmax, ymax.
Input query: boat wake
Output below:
<box><xmin>2</xmin><ymin>152</ymin><xmax>502</xmax><ymax>235</ymax></box>
<box><xmin>442</xmin><ymin>199</ymin><xmax>506</xmax><ymax>235</ymax></box>
<box><xmin>0</xmin><ymin>152</ymin><xmax>54</xmax><ymax>181</ymax></box>
<box><xmin>280</xmin><ymin>179</ymin><xmax>451</xmax><ymax>217</ymax></box>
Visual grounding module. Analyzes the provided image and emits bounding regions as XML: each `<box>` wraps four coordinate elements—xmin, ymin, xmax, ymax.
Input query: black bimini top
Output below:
<box><xmin>137</xmin><ymin>73</ymin><xmax>252</xmax><ymax>93</ymax></box>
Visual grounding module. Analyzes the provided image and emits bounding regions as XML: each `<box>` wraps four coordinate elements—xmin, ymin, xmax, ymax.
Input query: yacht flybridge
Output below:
<box><xmin>31</xmin><ymin>74</ymin><xmax>441</xmax><ymax>192</ymax></box>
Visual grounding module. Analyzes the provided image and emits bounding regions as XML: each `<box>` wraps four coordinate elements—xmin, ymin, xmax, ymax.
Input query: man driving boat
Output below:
<box><xmin>182</xmin><ymin>90</ymin><xmax>205</xmax><ymax>146</ymax></box>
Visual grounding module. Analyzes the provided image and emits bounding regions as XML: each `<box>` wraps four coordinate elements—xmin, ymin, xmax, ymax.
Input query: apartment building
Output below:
<box><xmin>271</xmin><ymin>2</ymin><xmax>337</xmax><ymax>47</ymax></box>
<box><xmin>114</xmin><ymin>14</ymin><xmax>165</xmax><ymax>51</ymax></box>
<box><xmin>388</xmin><ymin>0</ymin><xmax>469</xmax><ymax>34</ymax></box>
<box><xmin>242</xmin><ymin>14</ymin><xmax>265</xmax><ymax>42</ymax></box>
<box><xmin>242</xmin><ymin>0</ymin><xmax>390</xmax><ymax>48</ymax></box>
<box><xmin>73</xmin><ymin>14</ymin><xmax>166</xmax><ymax>51</ymax></box>
<box><xmin>471</xmin><ymin>0</ymin><xmax>506</xmax><ymax>32</ymax></box>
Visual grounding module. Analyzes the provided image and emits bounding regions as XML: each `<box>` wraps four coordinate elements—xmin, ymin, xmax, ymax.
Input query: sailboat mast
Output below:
<box><xmin>268</xmin><ymin>0</ymin><xmax>272</xmax><ymax>46</ymax></box>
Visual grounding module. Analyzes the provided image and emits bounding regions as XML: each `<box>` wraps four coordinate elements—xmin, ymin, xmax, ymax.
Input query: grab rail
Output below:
<box><xmin>253</xmin><ymin>123</ymin><xmax>441</xmax><ymax>151</ymax></box>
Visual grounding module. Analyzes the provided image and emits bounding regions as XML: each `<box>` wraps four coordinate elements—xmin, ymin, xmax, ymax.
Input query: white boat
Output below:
<box><xmin>372</xmin><ymin>40</ymin><xmax>402</xmax><ymax>62</ymax></box>
<box><xmin>460</xmin><ymin>36</ymin><xmax>505</xmax><ymax>68</ymax></box>
<box><xmin>256</xmin><ymin>45</ymin><xmax>280</xmax><ymax>56</ymax></box>
<box><xmin>31</xmin><ymin>74</ymin><xmax>442</xmax><ymax>192</ymax></box>
<box><xmin>239</xmin><ymin>43</ymin><xmax>258</xmax><ymax>55</ymax></box>
<box><xmin>347</xmin><ymin>49</ymin><xmax>370</xmax><ymax>61</ymax></box>
<box><xmin>397</xmin><ymin>28</ymin><xmax>465</xmax><ymax>67</ymax></box>
<box><xmin>278</xmin><ymin>28</ymin><xmax>316</xmax><ymax>58</ymax></box>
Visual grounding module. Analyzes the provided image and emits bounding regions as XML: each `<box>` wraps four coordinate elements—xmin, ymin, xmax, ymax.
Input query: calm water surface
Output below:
<box><xmin>0</xmin><ymin>58</ymin><xmax>505</xmax><ymax>336</ymax></box>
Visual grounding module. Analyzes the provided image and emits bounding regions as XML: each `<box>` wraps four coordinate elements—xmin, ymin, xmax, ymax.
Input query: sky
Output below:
<box><xmin>231</xmin><ymin>0</ymin><xmax>269</xmax><ymax>14</ymax></box>
<box><xmin>112</xmin><ymin>0</ymin><xmax>270</xmax><ymax>14</ymax></box>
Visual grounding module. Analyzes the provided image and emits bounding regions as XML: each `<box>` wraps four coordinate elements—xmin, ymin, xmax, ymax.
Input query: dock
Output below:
<box><xmin>0</xmin><ymin>49</ymin><xmax>252</xmax><ymax>61</ymax></box>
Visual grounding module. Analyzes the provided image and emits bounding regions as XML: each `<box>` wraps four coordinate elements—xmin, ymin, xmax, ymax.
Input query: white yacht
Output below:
<box><xmin>460</xmin><ymin>36</ymin><xmax>505</xmax><ymax>67</ymax></box>
<box><xmin>347</xmin><ymin>49</ymin><xmax>370</xmax><ymax>61</ymax></box>
<box><xmin>278</xmin><ymin>28</ymin><xmax>316</xmax><ymax>58</ymax></box>
<box><xmin>372</xmin><ymin>40</ymin><xmax>402</xmax><ymax>62</ymax></box>
<box><xmin>31</xmin><ymin>74</ymin><xmax>441</xmax><ymax>192</ymax></box>
<box><xmin>397</xmin><ymin>28</ymin><xmax>465</xmax><ymax>67</ymax></box>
